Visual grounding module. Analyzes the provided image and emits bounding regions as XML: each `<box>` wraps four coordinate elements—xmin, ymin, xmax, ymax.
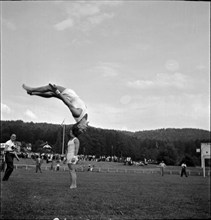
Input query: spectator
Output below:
<box><xmin>35</xmin><ymin>155</ymin><xmax>43</xmax><ymax>173</ymax></box>
<box><xmin>181</xmin><ymin>162</ymin><xmax>188</xmax><ymax>177</ymax></box>
<box><xmin>159</xmin><ymin>161</ymin><xmax>166</xmax><ymax>176</ymax></box>
<box><xmin>50</xmin><ymin>160</ymin><xmax>54</xmax><ymax>171</ymax></box>
<box><xmin>0</xmin><ymin>152</ymin><xmax>6</xmax><ymax>172</ymax></box>
<box><xmin>2</xmin><ymin>134</ymin><xmax>20</xmax><ymax>181</ymax></box>
<box><xmin>56</xmin><ymin>161</ymin><xmax>60</xmax><ymax>171</ymax></box>
<box><xmin>88</xmin><ymin>164</ymin><xmax>94</xmax><ymax>172</ymax></box>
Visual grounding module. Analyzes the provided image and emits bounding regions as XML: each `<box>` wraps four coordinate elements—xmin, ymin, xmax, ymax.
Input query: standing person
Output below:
<box><xmin>50</xmin><ymin>159</ymin><xmax>54</xmax><ymax>171</ymax></box>
<box><xmin>35</xmin><ymin>155</ymin><xmax>43</xmax><ymax>173</ymax></box>
<box><xmin>88</xmin><ymin>164</ymin><xmax>94</xmax><ymax>172</ymax></box>
<box><xmin>2</xmin><ymin>134</ymin><xmax>20</xmax><ymax>181</ymax></box>
<box><xmin>64</xmin><ymin>127</ymin><xmax>80</xmax><ymax>189</ymax></box>
<box><xmin>22</xmin><ymin>83</ymin><xmax>88</xmax><ymax>134</ymax></box>
<box><xmin>181</xmin><ymin>162</ymin><xmax>188</xmax><ymax>177</ymax></box>
<box><xmin>0</xmin><ymin>152</ymin><xmax>6</xmax><ymax>172</ymax></box>
<box><xmin>159</xmin><ymin>161</ymin><xmax>166</xmax><ymax>176</ymax></box>
<box><xmin>56</xmin><ymin>160</ymin><xmax>60</xmax><ymax>171</ymax></box>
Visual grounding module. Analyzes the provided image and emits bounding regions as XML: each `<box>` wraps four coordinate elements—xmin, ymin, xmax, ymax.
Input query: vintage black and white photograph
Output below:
<box><xmin>1</xmin><ymin>1</ymin><xmax>210</xmax><ymax>219</ymax></box>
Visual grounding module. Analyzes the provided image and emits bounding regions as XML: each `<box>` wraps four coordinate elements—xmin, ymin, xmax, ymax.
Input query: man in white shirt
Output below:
<box><xmin>181</xmin><ymin>162</ymin><xmax>188</xmax><ymax>177</ymax></box>
<box><xmin>159</xmin><ymin>161</ymin><xmax>166</xmax><ymax>176</ymax></box>
<box><xmin>2</xmin><ymin>134</ymin><xmax>19</xmax><ymax>181</ymax></box>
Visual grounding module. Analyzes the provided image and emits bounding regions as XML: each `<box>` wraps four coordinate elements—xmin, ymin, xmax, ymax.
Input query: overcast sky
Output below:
<box><xmin>1</xmin><ymin>1</ymin><xmax>210</xmax><ymax>132</ymax></box>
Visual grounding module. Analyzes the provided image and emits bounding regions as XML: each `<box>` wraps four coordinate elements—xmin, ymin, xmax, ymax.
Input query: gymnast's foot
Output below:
<box><xmin>49</xmin><ymin>83</ymin><xmax>57</xmax><ymax>92</ymax></box>
<box><xmin>70</xmin><ymin>185</ymin><xmax>77</xmax><ymax>189</ymax></box>
<box><xmin>22</xmin><ymin>84</ymin><xmax>32</xmax><ymax>95</ymax></box>
<box><xmin>49</xmin><ymin>83</ymin><xmax>61</xmax><ymax>95</ymax></box>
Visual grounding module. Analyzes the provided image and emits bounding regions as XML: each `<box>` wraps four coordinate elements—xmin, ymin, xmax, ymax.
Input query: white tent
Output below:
<box><xmin>43</xmin><ymin>144</ymin><xmax>52</xmax><ymax>149</ymax></box>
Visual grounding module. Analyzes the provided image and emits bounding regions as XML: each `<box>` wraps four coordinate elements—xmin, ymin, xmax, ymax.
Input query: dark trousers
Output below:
<box><xmin>160</xmin><ymin>167</ymin><xmax>164</xmax><ymax>176</ymax></box>
<box><xmin>3</xmin><ymin>153</ymin><xmax>14</xmax><ymax>181</ymax></box>
<box><xmin>181</xmin><ymin>168</ymin><xmax>188</xmax><ymax>177</ymax></box>
<box><xmin>36</xmin><ymin>164</ymin><xmax>42</xmax><ymax>173</ymax></box>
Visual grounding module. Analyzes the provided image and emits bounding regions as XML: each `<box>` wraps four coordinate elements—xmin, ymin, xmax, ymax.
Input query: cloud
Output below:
<box><xmin>2</xmin><ymin>19</ymin><xmax>17</xmax><ymax>31</ymax></box>
<box><xmin>91</xmin><ymin>62</ymin><xmax>120</xmax><ymax>78</ymax></box>
<box><xmin>120</xmin><ymin>95</ymin><xmax>132</xmax><ymax>105</ymax></box>
<box><xmin>88</xmin><ymin>102</ymin><xmax>125</xmax><ymax>129</ymax></box>
<box><xmin>184</xmin><ymin>94</ymin><xmax>210</xmax><ymax>120</ymax></box>
<box><xmin>53</xmin><ymin>1</ymin><xmax>121</xmax><ymax>31</ymax></box>
<box><xmin>88</xmin><ymin>90</ymin><xmax>210</xmax><ymax>131</ymax></box>
<box><xmin>24</xmin><ymin>109</ymin><xmax>37</xmax><ymax>119</ymax></box>
<box><xmin>71</xmin><ymin>38</ymin><xmax>92</xmax><ymax>46</ymax></box>
<box><xmin>54</xmin><ymin>18</ymin><xmax>74</xmax><ymax>31</ymax></box>
<box><xmin>88</xmin><ymin>13</ymin><xmax>114</xmax><ymax>25</ymax></box>
<box><xmin>165</xmin><ymin>59</ymin><xmax>180</xmax><ymax>72</ymax></box>
<box><xmin>196</xmin><ymin>64</ymin><xmax>207</xmax><ymax>70</ymax></box>
<box><xmin>157</xmin><ymin>72</ymin><xmax>187</xmax><ymax>88</ymax></box>
<box><xmin>68</xmin><ymin>2</ymin><xmax>100</xmax><ymax>17</ymax></box>
<box><xmin>127</xmin><ymin>72</ymin><xmax>188</xmax><ymax>90</ymax></box>
<box><xmin>100</xmin><ymin>66</ymin><xmax>119</xmax><ymax>78</ymax></box>
<box><xmin>127</xmin><ymin>80</ymin><xmax>154</xmax><ymax>89</ymax></box>
<box><xmin>1</xmin><ymin>103</ymin><xmax>11</xmax><ymax>114</ymax></box>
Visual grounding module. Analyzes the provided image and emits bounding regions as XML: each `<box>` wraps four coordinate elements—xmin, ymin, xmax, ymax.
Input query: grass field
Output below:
<box><xmin>1</xmin><ymin>159</ymin><xmax>210</xmax><ymax>220</ymax></box>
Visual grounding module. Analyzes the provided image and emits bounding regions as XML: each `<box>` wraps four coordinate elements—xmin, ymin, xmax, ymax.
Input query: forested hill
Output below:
<box><xmin>1</xmin><ymin>120</ymin><xmax>210</xmax><ymax>143</ymax></box>
<box><xmin>1</xmin><ymin>120</ymin><xmax>210</xmax><ymax>166</ymax></box>
<box><xmin>133</xmin><ymin>128</ymin><xmax>211</xmax><ymax>142</ymax></box>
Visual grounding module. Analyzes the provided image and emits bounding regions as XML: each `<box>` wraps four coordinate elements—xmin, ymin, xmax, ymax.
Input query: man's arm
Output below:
<box><xmin>4</xmin><ymin>143</ymin><xmax>9</xmax><ymax>153</ymax></box>
<box><xmin>13</xmin><ymin>151</ymin><xmax>20</xmax><ymax>161</ymax></box>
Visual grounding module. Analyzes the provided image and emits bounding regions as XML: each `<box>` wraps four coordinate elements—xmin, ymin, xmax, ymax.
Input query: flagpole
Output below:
<box><xmin>62</xmin><ymin>124</ymin><xmax>65</xmax><ymax>155</ymax></box>
<box><xmin>61</xmin><ymin>119</ymin><xmax>65</xmax><ymax>155</ymax></box>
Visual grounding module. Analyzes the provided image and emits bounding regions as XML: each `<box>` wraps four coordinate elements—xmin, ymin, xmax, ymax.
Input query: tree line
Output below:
<box><xmin>1</xmin><ymin>120</ymin><xmax>210</xmax><ymax>166</ymax></box>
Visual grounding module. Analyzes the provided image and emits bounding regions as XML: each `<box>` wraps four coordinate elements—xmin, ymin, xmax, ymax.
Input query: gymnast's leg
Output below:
<box><xmin>22</xmin><ymin>84</ymin><xmax>66</xmax><ymax>95</ymax></box>
<box><xmin>22</xmin><ymin>84</ymin><xmax>66</xmax><ymax>93</ymax></box>
<box><xmin>30</xmin><ymin>91</ymin><xmax>57</xmax><ymax>98</ymax></box>
<box><xmin>68</xmin><ymin>163</ymin><xmax>77</xmax><ymax>189</ymax></box>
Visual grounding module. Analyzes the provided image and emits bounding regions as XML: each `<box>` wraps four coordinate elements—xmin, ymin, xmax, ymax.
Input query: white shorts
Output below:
<box><xmin>61</xmin><ymin>89</ymin><xmax>87</xmax><ymax>122</ymax></box>
<box><xmin>67</xmin><ymin>154</ymin><xmax>78</xmax><ymax>165</ymax></box>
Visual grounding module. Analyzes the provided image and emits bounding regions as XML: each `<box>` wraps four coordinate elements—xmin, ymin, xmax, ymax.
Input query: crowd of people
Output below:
<box><xmin>1</xmin><ymin>133</ymin><xmax>189</xmax><ymax>188</ymax></box>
